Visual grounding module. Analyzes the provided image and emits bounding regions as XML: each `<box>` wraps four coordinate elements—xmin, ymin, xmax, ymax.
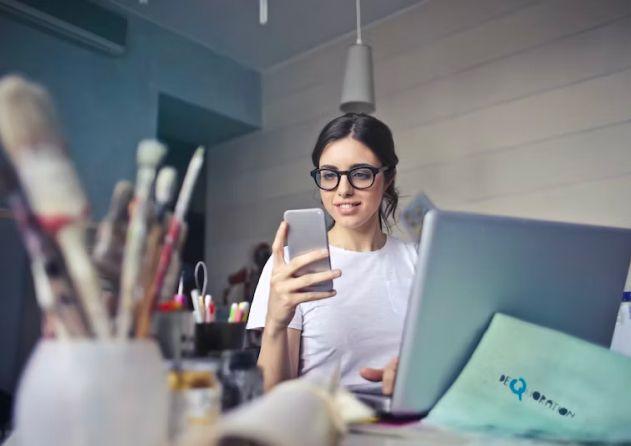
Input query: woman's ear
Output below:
<box><xmin>384</xmin><ymin>172</ymin><xmax>396</xmax><ymax>191</ymax></box>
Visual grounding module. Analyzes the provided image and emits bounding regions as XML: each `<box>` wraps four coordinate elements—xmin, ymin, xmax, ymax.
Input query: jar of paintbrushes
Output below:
<box><xmin>0</xmin><ymin>75</ymin><xmax>207</xmax><ymax>445</ymax></box>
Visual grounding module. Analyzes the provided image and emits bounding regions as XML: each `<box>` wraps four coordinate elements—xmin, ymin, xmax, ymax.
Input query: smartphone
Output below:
<box><xmin>283</xmin><ymin>208</ymin><xmax>333</xmax><ymax>292</ymax></box>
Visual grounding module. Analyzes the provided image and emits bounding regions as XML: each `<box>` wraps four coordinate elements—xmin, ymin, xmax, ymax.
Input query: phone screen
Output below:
<box><xmin>283</xmin><ymin>208</ymin><xmax>333</xmax><ymax>292</ymax></box>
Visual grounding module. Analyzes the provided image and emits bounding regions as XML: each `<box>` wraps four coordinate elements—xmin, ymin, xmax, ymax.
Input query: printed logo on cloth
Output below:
<box><xmin>498</xmin><ymin>373</ymin><xmax>576</xmax><ymax>418</ymax></box>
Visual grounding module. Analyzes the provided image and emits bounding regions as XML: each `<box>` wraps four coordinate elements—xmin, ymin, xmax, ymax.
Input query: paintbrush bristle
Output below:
<box><xmin>137</xmin><ymin>139</ymin><xmax>166</xmax><ymax>168</ymax></box>
<box><xmin>155</xmin><ymin>166</ymin><xmax>177</xmax><ymax>205</ymax></box>
<box><xmin>0</xmin><ymin>75</ymin><xmax>86</xmax><ymax>216</ymax></box>
<box><xmin>0</xmin><ymin>75</ymin><xmax>64</xmax><ymax>160</ymax></box>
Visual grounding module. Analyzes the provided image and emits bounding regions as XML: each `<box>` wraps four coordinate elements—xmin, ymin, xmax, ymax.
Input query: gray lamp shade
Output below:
<box><xmin>340</xmin><ymin>43</ymin><xmax>375</xmax><ymax>114</ymax></box>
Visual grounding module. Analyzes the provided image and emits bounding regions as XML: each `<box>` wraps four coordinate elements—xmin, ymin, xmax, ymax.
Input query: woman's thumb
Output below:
<box><xmin>360</xmin><ymin>367</ymin><xmax>384</xmax><ymax>382</ymax></box>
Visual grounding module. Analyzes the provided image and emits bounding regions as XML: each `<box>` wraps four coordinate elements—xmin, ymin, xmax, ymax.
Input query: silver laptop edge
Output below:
<box><xmin>384</xmin><ymin>210</ymin><xmax>631</xmax><ymax>416</ymax></box>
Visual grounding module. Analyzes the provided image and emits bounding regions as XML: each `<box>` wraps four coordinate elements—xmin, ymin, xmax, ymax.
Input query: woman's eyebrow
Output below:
<box><xmin>319</xmin><ymin>163</ymin><xmax>374</xmax><ymax>170</ymax></box>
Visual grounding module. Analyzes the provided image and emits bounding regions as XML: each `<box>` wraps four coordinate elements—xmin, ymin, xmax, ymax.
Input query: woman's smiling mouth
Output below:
<box><xmin>334</xmin><ymin>202</ymin><xmax>362</xmax><ymax>214</ymax></box>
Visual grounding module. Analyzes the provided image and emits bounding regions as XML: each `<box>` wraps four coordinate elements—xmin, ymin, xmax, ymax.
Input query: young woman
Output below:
<box><xmin>246</xmin><ymin>113</ymin><xmax>417</xmax><ymax>394</ymax></box>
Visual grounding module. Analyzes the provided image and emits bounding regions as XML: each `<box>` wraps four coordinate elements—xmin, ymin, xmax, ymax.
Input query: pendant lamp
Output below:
<box><xmin>340</xmin><ymin>0</ymin><xmax>375</xmax><ymax>114</ymax></box>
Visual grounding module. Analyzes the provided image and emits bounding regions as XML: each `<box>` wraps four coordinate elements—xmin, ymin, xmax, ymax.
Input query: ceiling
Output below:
<box><xmin>105</xmin><ymin>0</ymin><xmax>425</xmax><ymax>70</ymax></box>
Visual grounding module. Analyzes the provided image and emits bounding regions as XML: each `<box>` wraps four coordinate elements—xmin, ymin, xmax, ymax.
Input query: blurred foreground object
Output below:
<box><xmin>210</xmin><ymin>376</ymin><xmax>373</xmax><ymax>446</ymax></box>
<box><xmin>0</xmin><ymin>75</ymin><xmax>110</xmax><ymax>337</ymax></box>
<box><xmin>15</xmin><ymin>340</ymin><xmax>168</xmax><ymax>446</ymax></box>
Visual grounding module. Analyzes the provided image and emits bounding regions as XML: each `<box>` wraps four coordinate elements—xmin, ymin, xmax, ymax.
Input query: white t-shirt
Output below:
<box><xmin>247</xmin><ymin>236</ymin><xmax>418</xmax><ymax>387</ymax></box>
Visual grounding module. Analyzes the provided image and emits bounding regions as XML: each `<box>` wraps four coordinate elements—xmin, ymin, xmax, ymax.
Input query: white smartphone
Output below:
<box><xmin>283</xmin><ymin>208</ymin><xmax>333</xmax><ymax>292</ymax></box>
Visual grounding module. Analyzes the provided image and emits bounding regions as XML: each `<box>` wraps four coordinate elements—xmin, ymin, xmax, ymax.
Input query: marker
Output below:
<box><xmin>228</xmin><ymin>302</ymin><xmax>238</xmax><ymax>323</ymax></box>
<box><xmin>198</xmin><ymin>294</ymin><xmax>206</xmax><ymax>323</ymax></box>
<box><xmin>233</xmin><ymin>307</ymin><xmax>243</xmax><ymax>323</ymax></box>
<box><xmin>238</xmin><ymin>301</ymin><xmax>250</xmax><ymax>323</ymax></box>
<box><xmin>191</xmin><ymin>289</ymin><xmax>202</xmax><ymax>323</ymax></box>
<box><xmin>174</xmin><ymin>275</ymin><xmax>185</xmax><ymax>307</ymax></box>
<box><xmin>204</xmin><ymin>294</ymin><xmax>214</xmax><ymax>323</ymax></box>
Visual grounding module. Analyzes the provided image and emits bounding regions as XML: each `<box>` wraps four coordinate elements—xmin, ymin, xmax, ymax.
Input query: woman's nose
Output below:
<box><xmin>337</xmin><ymin>174</ymin><xmax>354</xmax><ymax>197</ymax></box>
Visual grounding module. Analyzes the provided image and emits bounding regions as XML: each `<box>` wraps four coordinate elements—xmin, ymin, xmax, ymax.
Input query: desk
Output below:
<box><xmin>344</xmin><ymin>433</ymin><xmax>576</xmax><ymax>446</ymax></box>
<box><xmin>0</xmin><ymin>430</ymin><xmax>583</xmax><ymax>446</ymax></box>
<box><xmin>343</xmin><ymin>426</ymin><xmax>574</xmax><ymax>446</ymax></box>
<box><xmin>345</xmin><ymin>434</ymin><xmax>432</xmax><ymax>446</ymax></box>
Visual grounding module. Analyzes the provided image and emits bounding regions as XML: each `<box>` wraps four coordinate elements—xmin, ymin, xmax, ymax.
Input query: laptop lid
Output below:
<box><xmin>392</xmin><ymin>210</ymin><xmax>631</xmax><ymax>415</ymax></box>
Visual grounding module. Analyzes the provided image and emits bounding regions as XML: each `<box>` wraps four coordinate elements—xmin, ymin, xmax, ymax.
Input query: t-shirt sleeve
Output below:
<box><xmin>405</xmin><ymin>239</ymin><xmax>419</xmax><ymax>266</ymax></box>
<box><xmin>246</xmin><ymin>252</ymin><xmax>303</xmax><ymax>331</ymax></box>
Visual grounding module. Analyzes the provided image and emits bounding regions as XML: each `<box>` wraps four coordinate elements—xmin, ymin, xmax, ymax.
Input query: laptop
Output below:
<box><xmin>354</xmin><ymin>210</ymin><xmax>631</xmax><ymax>417</ymax></box>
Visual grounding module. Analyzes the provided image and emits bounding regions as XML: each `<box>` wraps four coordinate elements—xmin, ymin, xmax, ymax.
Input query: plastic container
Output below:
<box><xmin>15</xmin><ymin>340</ymin><xmax>168</xmax><ymax>446</ymax></box>
<box><xmin>153</xmin><ymin>311</ymin><xmax>196</xmax><ymax>359</ymax></box>
<box><xmin>194</xmin><ymin>322</ymin><xmax>246</xmax><ymax>355</ymax></box>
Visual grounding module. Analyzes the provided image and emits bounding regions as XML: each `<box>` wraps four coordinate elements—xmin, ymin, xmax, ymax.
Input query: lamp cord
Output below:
<box><xmin>355</xmin><ymin>0</ymin><xmax>362</xmax><ymax>44</ymax></box>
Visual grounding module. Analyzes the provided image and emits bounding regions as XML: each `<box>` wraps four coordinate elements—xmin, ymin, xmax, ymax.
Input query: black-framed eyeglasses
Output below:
<box><xmin>310</xmin><ymin>165</ymin><xmax>391</xmax><ymax>191</ymax></box>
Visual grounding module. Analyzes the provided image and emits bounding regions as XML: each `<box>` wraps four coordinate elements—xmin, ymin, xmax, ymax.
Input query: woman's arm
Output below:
<box><xmin>257</xmin><ymin>326</ymin><xmax>301</xmax><ymax>391</ymax></box>
<box><xmin>256</xmin><ymin>221</ymin><xmax>340</xmax><ymax>391</ymax></box>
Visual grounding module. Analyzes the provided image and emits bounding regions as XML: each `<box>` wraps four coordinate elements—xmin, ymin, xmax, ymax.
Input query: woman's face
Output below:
<box><xmin>318</xmin><ymin>136</ymin><xmax>389</xmax><ymax>231</ymax></box>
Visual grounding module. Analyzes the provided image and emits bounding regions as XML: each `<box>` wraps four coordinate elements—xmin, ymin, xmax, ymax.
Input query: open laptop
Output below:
<box><xmin>354</xmin><ymin>210</ymin><xmax>631</xmax><ymax>417</ymax></box>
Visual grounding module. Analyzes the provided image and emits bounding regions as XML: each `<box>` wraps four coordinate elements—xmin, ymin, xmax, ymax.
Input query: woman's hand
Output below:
<box><xmin>359</xmin><ymin>357</ymin><xmax>399</xmax><ymax>396</ymax></box>
<box><xmin>265</xmin><ymin>221</ymin><xmax>341</xmax><ymax>333</ymax></box>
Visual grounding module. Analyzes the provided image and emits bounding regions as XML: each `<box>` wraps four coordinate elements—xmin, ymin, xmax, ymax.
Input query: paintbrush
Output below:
<box><xmin>139</xmin><ymin>166</ymin><xmax>177</xmax><ymax>291</ymax></box>
<box><xmin>116</xmin><ymin>139</ymin><xmax>166</xmax><ymax>338</ymax></box>
<box><xmin>157</xmin><ymin>228</ymin><xmax>186</xmax><ymax>304</ymax></box>
<box><xmin>135</xmin><ymin>147</ymin><xmax>204</xmax><ymax>337</ymax></box>
<box><xmin>93</xmin><ymin>180</ymin><xmax>134</xmax><ymax>291</ymax></box>
<box><xmin>0</xmin><ymin>75</ymin><xmax>110</xmax><ymax>338</ymax></box>
<box><xmin>134</xmin><ymin>167</ymin><xmax>178</xmax><ymax>331</ymax></box>
<box><xmin>0</xmin><ymin>155</ymin><xmax>90</xmax><ymax>337</ymax></box>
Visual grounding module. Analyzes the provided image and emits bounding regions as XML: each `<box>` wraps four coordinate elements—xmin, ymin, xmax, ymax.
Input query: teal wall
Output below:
<box><xmin>0</xmin><ymin>9</ymin><xmax>260</xmax><ymax>217</ymax></box>
<box><xmin>0</xmin><ymin>7</ymin><xmax>260</xmax><ymax>397</ymax></box>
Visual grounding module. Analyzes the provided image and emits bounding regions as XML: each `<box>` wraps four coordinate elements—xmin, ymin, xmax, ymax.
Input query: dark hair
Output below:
<box><xmin>311</xmin><ymin>113</ymin><xmax>399</xmax><ymax>232</ymax></box>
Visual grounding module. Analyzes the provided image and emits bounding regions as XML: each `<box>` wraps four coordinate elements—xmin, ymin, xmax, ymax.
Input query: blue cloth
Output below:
<box><xmin>426</xmin><ymin>313</ymin><xmax>631</xmax><ymax>443</ymax></box>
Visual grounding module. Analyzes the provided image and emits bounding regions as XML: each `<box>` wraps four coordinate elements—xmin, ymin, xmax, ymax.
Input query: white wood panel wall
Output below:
<box><xmin>206</xmin><ymin>0</ymin><xmax>631</xmax><ymax>296</ymax></box>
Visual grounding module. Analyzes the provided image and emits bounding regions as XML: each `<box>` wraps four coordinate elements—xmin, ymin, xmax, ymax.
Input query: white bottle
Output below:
<box><xmin>611</xmin><ymin>264</ymin><xmax>631</xmax><ymax>357</ymax></box>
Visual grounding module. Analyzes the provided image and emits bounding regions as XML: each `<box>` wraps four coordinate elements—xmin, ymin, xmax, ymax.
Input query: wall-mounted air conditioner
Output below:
<box><xmin>0</xmin><ymin>0</ymin><xmax>127</xmax><ymax>56</ymax></box>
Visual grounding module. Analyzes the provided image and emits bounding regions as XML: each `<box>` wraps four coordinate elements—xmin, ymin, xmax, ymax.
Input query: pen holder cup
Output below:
<box><xmin>153</xmin><ymin>311</ymin><xmax>196</xmax><ymax>359</ymax></box>
<box><xmin>195</xmin><ymin>322</ymin><xmax>246</xmax><ymax>355</ymax></box>
<box><xmin>15</xmin><ymin>339</ymin><xmax>169</xmax><ymax>446</ymax></box>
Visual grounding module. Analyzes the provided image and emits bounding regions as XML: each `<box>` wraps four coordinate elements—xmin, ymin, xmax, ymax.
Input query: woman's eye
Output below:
<box><xmin>351</xmin><ymin>169</ymin><xmax>371</xmax><ymax>180</ymax></box>
<box><xmin>322</xmin><ymin>172</ymin><xmax>338</xmax><ymax>180</ymax></box>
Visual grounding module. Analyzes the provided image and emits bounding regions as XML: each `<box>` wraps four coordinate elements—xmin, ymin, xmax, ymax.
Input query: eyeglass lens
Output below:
<box><xmin>317</xmin><ymin>167</ymin><xmax>376</xmax><ymax>190</ymax></box>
